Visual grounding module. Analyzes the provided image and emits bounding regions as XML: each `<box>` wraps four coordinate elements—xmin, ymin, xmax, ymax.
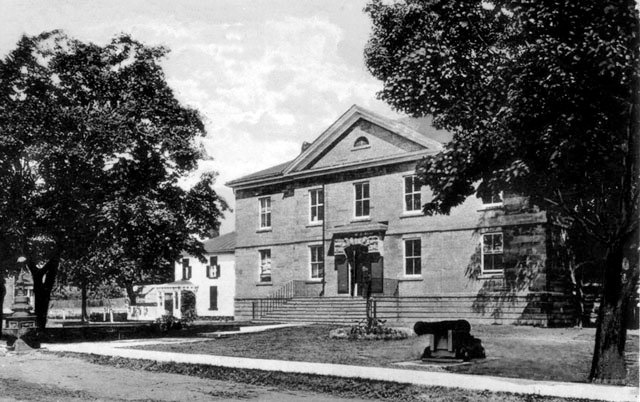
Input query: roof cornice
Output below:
<box><xmin>226</xmin><ymin>149</ymin><xmax>437</xmax><ymax>190</ymax></box>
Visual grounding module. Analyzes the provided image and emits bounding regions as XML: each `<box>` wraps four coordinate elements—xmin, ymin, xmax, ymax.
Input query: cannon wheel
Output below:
<box><xmin>456</xmin><ymin>347</ymin><xmax>471</xmax><ymax>362</ymax></box>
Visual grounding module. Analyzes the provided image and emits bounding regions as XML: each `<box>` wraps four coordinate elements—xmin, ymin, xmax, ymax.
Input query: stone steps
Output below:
<box><xmin>236</xmin><ymin>294</ymin><xmax>576</xmax><ymax>327</ymax></box>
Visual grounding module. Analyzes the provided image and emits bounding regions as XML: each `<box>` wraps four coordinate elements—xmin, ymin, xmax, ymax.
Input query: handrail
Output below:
<box><xmin>252</xmin><ymin>280</ymin><xmax>306</xmax><ymax>319</ymax></box>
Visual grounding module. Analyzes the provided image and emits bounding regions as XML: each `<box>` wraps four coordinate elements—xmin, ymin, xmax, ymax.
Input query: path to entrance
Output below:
<box><xmin>43</xmin><ymin>324</ymin><xmax>638</xmax><ymax>402</ymax></box>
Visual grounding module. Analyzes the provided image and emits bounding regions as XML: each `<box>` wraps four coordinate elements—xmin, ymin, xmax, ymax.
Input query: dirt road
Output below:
<box><xmin>0</xmin><ymin>351</ymin><xmax>368</xmax><ymax>402</ymax></box>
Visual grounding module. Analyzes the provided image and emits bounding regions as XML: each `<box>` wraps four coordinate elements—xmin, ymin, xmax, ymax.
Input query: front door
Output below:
<box><xmin>163</xmin><ymin>293</ymin><xmax>174</xmax><ymax>315</ymax></box>
<box><xmin>337</xmin><ymin>245</ymin><xmax>383</xmax><ymax>296</ymax></box>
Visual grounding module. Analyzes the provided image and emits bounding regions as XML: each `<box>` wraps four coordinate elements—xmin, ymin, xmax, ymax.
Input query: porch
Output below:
<box><xmin>127</xmin><ymin>280</ymin><xmax>198</xmax><ymax>321</ymax></box>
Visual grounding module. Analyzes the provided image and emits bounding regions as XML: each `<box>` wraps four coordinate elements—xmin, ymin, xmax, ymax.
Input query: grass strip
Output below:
<box><xmin>50</xmin><ymin>351</ymin><xmax>596</xmax><ymax>402</ymax></box>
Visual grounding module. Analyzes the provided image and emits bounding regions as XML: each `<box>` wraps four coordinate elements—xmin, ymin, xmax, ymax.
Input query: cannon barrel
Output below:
<box><xmin>413</xmin><ymin>319</ymin><xmax>471</xmax><ymax>336</ymax></box>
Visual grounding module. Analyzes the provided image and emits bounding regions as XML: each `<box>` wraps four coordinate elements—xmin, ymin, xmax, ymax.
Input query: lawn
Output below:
<box><xmin>136</xmin><ymin>324</ymin><xmax>639</xmax><ymax>386</ymax></box>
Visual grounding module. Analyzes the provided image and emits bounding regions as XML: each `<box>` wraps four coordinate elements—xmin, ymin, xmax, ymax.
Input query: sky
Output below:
<box><xmin>0</xmin><ymin>0</ymin><xmax>405</xmax><ymax>234</ymax></box>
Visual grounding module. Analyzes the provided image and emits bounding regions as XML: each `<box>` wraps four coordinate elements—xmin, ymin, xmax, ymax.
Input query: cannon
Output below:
<box><xmin>414</xmin><ymin>320</ymin><xmax>485</xmax><ymax>361</ymax></box>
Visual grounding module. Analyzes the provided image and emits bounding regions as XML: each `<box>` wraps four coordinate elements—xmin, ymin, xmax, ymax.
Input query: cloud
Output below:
<box><xmin>0</xmin><ymin>0</ymin><xmax>404</xmax><ymax>233</ymax></box>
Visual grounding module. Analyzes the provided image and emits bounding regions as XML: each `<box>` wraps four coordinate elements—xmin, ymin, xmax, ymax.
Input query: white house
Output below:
<box><xmin>128</xmin><ymin>232</ymin><xmax>236</xmax><ymax>321</ymax></box>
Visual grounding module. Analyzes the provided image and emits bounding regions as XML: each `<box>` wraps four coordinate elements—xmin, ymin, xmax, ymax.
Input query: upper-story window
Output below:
<box><xmin>404</xmin><ymin>175</ymin><xmax>421</xmax><ymax>213</ymax></box>
<box><xmin>482</xmin><ymin>232</ymin><xmax>504</xmax><ymax>275</ymax></box>
<box><xmin>181</xmin><ymin>258</ymin><xmax>191</xmax><ymax>280</ymax></box>
<box><xmin>207</xmin><ymin>256</ymin><xmax>220</xmax><ymax>279</ymax></box>
<box><xmin>309</xmin><ymin>188</ymin><xmax>324</xmax><ymax>224</ymax></box>
<box><xmin>481</xmin><ymin>191</ymin><xmax>503</xmax><ymax>207</ymax></box>
<box><xmin>259</xmin><ymin>249</ymin><xmax>272</xmax><ymax>282</ymax></box>
<box><xmin>404</xmin><ymin>238</ymin><xmax>422</xmax><ymax>276</ymax></box>
<box><xmin>259</xmin><ymin>197</ymin><xmax>271</xmax><ymax>229</ymax></box>
<box><xmin>309</xmin><ymin>245</ymin><xmax>324</xmax><ymax>279</ymax></box>
<box><xmin>354</xmin><ymin>182</ymin><xmax>370</xmax><ymax>218</ymax></box>
<box><xmin>353</xmin><ymin>136</ymin><xmax>369</xmax><ymax>148</ymax></box>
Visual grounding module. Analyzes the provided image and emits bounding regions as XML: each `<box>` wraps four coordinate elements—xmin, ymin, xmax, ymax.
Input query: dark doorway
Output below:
<box><xmin>336</xmin><ymin>255</ymin><xmax>349</xmax><ymax>294</ymax></box>
<box><xmin>337</xmin><ymin>245</ymin><xmax>383</xmax><ymax>296</ymax></box>
<box><xmin>163</xmin><ymin>293</ymin><xmax>174</xmax><ymax>315</ymax></box>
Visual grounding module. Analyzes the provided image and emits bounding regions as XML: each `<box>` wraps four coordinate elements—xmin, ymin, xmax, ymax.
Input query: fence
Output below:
<box><xmin>252</xmin><ymin>280</ymin><xmax>307</xmax><ymax>319</ymax></box>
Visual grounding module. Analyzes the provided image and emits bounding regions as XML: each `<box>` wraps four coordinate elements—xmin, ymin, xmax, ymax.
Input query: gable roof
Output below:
<box><xmin>226</xmin><ymin>105</ymin><xmax>445</xmax><ymax>189</ymax></box>
<box><xmin>283</xmin><ymin>105</ymin><xmax>443</xmax><ymax>174</ymax></box>
<box><xmin>202</xmin><ymin>231</ymin><xmax>236</xmax><ymax>254</ymax></box>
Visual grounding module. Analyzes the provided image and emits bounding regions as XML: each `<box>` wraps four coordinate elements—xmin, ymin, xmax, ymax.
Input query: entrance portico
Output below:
<box><xmin>153</xmin><ymin>280</ymin><xmax>198</xmax><ymax>319</ymax></box>
<box><xmin>330</xmin><ymin>223</ymin><xmax>386</xmax><ymax>297</ymax></box>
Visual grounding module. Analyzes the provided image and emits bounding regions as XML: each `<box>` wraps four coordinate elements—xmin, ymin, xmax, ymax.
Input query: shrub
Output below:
<box><xmin>180</xmin><ymin>291</ymin><xmax>197</xmax><ymax>323</ymax></box>
<box><xmin>154</xmin><ymin>315</ymin><xmax>183</xmax><ymax>333</ymax></box>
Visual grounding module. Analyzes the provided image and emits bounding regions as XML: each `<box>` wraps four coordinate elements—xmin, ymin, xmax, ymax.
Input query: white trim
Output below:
<box><xmin>308</xmin><ymin>244</ymin><xmax>324</xmax><ymax>280</ymax></box>
<box><xmin>403</xmin><ymin>237</ymin><xmax>422</xmax><ymax>277</ymax></box>
<box><xmin>402</xmin><ymin>174</ymin><xmax>421</xmax><ymax>214</ymax></box>
<box><xmin>481</xmin><ymin>232</ymin><xmax>504</xmax><ymax>275</ymax></box>
<box><xmin>308</xmin><ymin>187</ymin><xmax>324</xmax><ymax>225</ymax></box>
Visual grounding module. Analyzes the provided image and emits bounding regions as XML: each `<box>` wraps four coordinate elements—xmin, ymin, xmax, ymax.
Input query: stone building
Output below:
<box><xmin>226</xmin><ymin>105</ymin><xmax>575</xmax><ymax>326</ymax></box>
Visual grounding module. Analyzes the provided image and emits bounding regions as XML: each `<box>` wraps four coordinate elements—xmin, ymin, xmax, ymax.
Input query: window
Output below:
<box><xmin>404</xmin><ymin>175</ymin><xmax>421</xmax><ymax>212</ymax></box>
<box><xmin>309</xmin><ymin>188</ymin><xmax>324</xmax><ymax>224</ymax></box>
<box><xmin>481</xmin><ymin>191</ymin><xmax>503</xmax><ymax>206</ymax></box>
<box><xmin>354</xmin><ymin>136</ymin><xmax>369</xmax><ymax>148</ymax></box>
<box><xmin>309</xmin><ymin>245</ymin><xmax>324</xmax><ymax>279</ymax></box>
<box><xmin>482</xmin><ymin>233</ymin><xmax>504</xmax><ymax>275</ymax></box>
<box><xmin>354</xmin><ymin>182</ymin><xmax>370</xmax><ymax>218</ymax></box>
<box><xmin>259</xmin><ymin>249</ymin><xmax>272</xmax><ymax>282</ymax></box>
<box><xmin>259</xmin><ymin>197</ymin><xmax>271</xmax><ymax>229</ymax></box>
<box><xmin>181</xmin><ymin>258</ymin><xmax>191</xmax><ymax>280</ymax></box>
<box><xmin>207</xmin><ymin>256</ymin><xmax>220</xmax><ymax>279</ymax></box>
<box><xmin>209</xmin><ymin>286</ymin><xmax>218</xmax><ymax>310</ymax></box>
<box><xmin>404</xmin><ymin>239</ymin><xmax>422</xmax><ymax>276</ymax></box>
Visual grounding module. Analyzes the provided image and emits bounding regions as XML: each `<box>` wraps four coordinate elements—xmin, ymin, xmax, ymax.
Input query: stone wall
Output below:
<box><xmin>232</xmin><ymin>161</ymin><xmax>575</xmax><ymax>324</ymax></box>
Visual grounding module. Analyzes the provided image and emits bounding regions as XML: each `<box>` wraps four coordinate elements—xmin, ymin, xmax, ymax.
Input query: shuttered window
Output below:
<box><xmin>182</xmin><ymin>258</ymin><xmax>191</xmax><ymax>280</ymax></box>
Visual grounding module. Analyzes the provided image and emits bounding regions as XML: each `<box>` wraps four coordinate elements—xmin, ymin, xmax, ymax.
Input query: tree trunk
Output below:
<box><xmin>0</xmin><ymin>275</ymin><xmax>5</xmax><ymax>335</ymax></box>
<box><xmin>28</xmin><ymin>256</ymin><xmax>59</xmax><ymax>330</ymax></box>
<box><xmin>589</xmin><ymin>238</ymin><xmax>638</xmax><ymax>383</ymax></box>
<box><xmin>125</xmin><ymin>282</ymin><xmax>137</xmax><ymax>306</ymax></box>
<box><xmin>80</xmin><ymin>283</ymin><xmax>88</xmax><ymax>323</ymax></box>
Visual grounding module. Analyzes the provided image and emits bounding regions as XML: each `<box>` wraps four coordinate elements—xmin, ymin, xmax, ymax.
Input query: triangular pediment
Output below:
<box><xmin>284</xmin><ymin>105</ymin><xmax>443</xmax><ymax>174</ymax></box>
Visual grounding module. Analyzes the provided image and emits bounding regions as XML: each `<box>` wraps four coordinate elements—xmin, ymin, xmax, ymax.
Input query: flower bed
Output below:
<box><xmin>329</xmin><ymin>320</ymin><xmax>413</xmax><ymax>340</ymax></box>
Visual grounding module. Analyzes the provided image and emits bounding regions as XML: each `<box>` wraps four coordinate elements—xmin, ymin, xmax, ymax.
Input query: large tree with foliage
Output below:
<box><xmin>62</xmin><ymin>171</ymin><xmax>226</xmax><ymax>307</ymax></box>
<box><xmin>365</xmin><ymin>0</ymin><xmax>638</xmax><ymax>383</ymax></box>
<box><xmin>0</xmin><ymin>31</ymin><xmax>227</xmax><ymax>329</ymax></box>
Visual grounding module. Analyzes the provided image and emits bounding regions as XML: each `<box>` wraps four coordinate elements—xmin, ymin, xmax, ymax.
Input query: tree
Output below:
<box><xmin>63</xmin><ymin>172</ymin><xmax>227</xmax><ymax>306</ymax></box>
<box><xmin>365</xmin><ymin>0</ymin><xmax>638</xmax><ymax>383</ymax></box>
<box><xmin>0</xmin><ymin>31</ymin><xmax>227</xmax><ymax>329</ymax></box>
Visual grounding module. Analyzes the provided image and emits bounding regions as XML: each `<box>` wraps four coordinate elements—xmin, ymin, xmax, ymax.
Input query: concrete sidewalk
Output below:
<box><xmin>43</xmin><ymin>328</ymin><xmax>638</xmax><ymax>402</ymax></box>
